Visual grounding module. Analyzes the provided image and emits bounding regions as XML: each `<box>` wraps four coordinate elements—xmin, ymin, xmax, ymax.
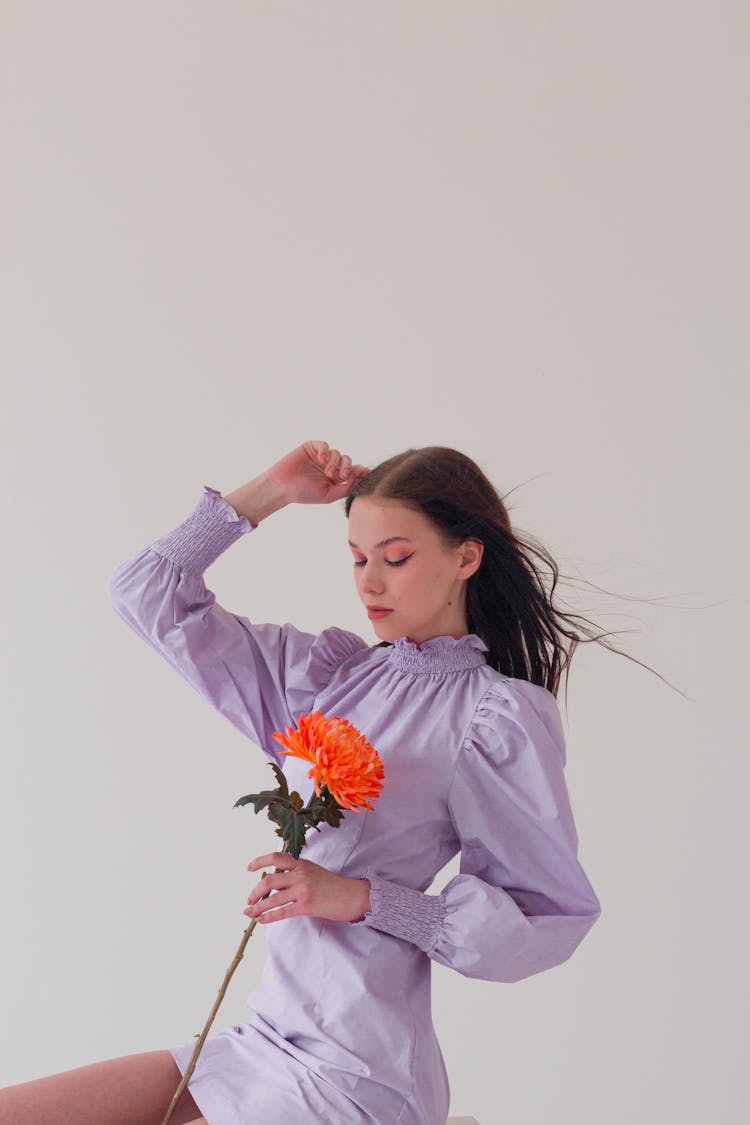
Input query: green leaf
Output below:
<box><xmin>233</xmin><ymin>764</ymin><xmax>348</xmax><ymax>859</ymax></box>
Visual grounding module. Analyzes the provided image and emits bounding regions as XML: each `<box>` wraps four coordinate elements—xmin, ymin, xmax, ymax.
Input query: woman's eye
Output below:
<box><xmin>353</xmin><ymin>557</ymin><xmax>411</xmax><ymax>568</ymax></box>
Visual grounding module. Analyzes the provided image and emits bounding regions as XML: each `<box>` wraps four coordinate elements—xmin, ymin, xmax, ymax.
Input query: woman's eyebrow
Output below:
<box><xmin>348</xmin><ymin>536</ymin><xmax>413</xmax><ymax>549</ymax></box>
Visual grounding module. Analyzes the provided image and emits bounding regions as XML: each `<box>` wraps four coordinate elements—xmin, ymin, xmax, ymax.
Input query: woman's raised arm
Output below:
<box><xmin>105</xmin><ymin>444</ymin><xmax>370</xmax><ymax>769</ymax></box>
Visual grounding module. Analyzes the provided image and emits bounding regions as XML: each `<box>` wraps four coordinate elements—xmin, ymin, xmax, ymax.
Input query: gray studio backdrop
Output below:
<box><xmin>2</xmin><ymin>4</ymin><xmax>747</xmax><ymax>1123</ymax></box>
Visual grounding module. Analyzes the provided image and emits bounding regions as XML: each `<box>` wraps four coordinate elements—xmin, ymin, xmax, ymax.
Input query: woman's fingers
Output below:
<box><xmin>245</xmin><ymin>895</ymin><xmax>295</xmax><ymax>921</ymax></box>
<box><xmin>325</xmin><ymin>450</ymin><xmax>342</xmax><ymax>478</ymax></box>
<box><xmin>244</xmin><ymin>869</ymin><xmax>297</xmax><ymax>918</ymax></box>
<box><xmin>319</xmin><ymin>447</ymin><xmax>351</xmax><ymax>481</ymax></box>
<box><xmin>309</xmin><ymin>442</ymin><xmax>369</xmax><ymax>486</ymax></box>
<box><xmin>313</xmin><ymin>444</ymin><xmax>337</xmax><ymax>477</ymax></box>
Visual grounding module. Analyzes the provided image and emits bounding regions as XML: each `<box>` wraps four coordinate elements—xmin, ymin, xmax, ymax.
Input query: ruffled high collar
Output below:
<box><xmin>388</xmin><ymin>633</ymin><xmax>489</xmax><ymax>674</ymax></box>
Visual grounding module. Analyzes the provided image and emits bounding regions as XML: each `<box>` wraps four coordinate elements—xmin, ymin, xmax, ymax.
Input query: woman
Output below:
<box><xmin>2</xmin><ymin>441</ymin><xmax>602</xmax><ymax>1124</ymax></box>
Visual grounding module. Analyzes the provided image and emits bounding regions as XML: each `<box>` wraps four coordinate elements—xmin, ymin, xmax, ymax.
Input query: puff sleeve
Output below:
<box><xmin>105</xmin><ymin>485</ymin><xmax>368</xmax><ymax>769</ymax></box>
<box><xmin>351</xmin><ymin>681</ymin><xmax>602</xmax><ymax>983</ymax></box>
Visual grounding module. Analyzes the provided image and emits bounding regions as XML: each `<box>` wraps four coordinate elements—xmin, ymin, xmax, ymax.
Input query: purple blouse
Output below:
<box><xmin>105</xmin><ymin>485</ymin><xmax>602</xmax><ymax>1125</ymax></box>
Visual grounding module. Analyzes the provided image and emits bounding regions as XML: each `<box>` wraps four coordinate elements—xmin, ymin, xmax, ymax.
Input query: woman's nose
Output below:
<box><xmin>360</xmin><ymin>571</ymin><xmax>385</xmax><ymax>595</ymax></box>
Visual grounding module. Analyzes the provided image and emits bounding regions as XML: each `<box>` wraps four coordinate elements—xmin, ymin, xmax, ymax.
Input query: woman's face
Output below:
<box><xmin>347</xmin><ymin>496</ymin><xmax>483</xmax><ymax>645</ymax></box>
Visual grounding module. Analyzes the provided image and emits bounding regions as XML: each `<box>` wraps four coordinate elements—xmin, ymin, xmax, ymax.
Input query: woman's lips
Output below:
<box><xmin>367</xmin><ymin>607</ymin><xmax>392</xmax><ymax>618</ymax></box>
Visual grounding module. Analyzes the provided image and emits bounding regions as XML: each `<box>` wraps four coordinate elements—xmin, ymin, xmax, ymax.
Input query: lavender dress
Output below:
<box><xmin>106</xmin><ymin>485</ymin><xmax>602</xmax><ymax>1125</ymax></box>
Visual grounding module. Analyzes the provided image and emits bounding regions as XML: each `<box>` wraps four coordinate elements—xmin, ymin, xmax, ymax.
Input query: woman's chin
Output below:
<box><xmin>369</xmin><ymin>613</ymin><xmax>398</xmax><ymax>634</ymax></box>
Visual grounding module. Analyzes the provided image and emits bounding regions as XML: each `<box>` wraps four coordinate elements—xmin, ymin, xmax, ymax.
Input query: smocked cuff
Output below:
<box><xmin>146</xmin><ymin>484</ymin><xmax>256</xmax><ymax>578</ymax></box>
<box><xmin>349</xmin><ymin>869</ymin><xmax>446</xmax><ymax>953</ymax></box>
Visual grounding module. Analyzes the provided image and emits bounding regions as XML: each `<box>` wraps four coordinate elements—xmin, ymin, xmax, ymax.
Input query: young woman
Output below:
<box><xmin>2</xmin><ymin>441</ymin><xmax>603</xmax><ymax>1125</ymax></box>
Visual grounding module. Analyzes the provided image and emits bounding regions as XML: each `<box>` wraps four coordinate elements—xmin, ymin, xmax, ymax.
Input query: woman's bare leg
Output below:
<box><xmin>0</xmin><ymin>1048</ymin><xmax>202</xmax><ymax>1125</ymax></box>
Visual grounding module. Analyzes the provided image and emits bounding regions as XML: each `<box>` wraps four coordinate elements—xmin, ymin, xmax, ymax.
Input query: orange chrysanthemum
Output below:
<box><xmin>271</xmin><ymin>710</ymin><xmax>384</xmax><ymax>811</ymax></box>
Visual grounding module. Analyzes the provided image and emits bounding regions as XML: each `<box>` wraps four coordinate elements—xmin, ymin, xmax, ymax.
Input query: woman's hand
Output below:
<box><xmin>243</xmin><ymin>852</ymin><xmax>372</xmax><ymax>924</ymax></box>
<box><xmin>264</xmin><ymin>440</ymin><xmax>370</xmax><ymax>506</ymax></box>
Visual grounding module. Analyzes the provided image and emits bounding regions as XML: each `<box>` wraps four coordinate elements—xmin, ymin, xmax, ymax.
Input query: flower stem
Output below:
<box><xmin>160</xmin><ymin>838</ymin><xmax>292</xmax><ymax>1125</ymax></box>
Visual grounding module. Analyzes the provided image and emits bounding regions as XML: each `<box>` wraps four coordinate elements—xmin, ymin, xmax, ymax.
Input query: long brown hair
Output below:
<box><xmin>342</xmin><ymin>445</ymin><xmax>682</xmax><ymax>712</ymax></box>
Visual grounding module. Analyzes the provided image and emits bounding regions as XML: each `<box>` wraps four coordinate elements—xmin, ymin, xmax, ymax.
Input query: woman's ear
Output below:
<box><xmin>460</xmin><ymin>539</ymin><xmax>484</xmax><ymax>579</ymax></box>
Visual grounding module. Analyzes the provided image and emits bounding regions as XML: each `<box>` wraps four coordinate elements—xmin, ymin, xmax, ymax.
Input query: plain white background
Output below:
<box><xmin>2</xmin><ymin>3</ymin><xmax>747</xmax><ymax>1122</ymax></box>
